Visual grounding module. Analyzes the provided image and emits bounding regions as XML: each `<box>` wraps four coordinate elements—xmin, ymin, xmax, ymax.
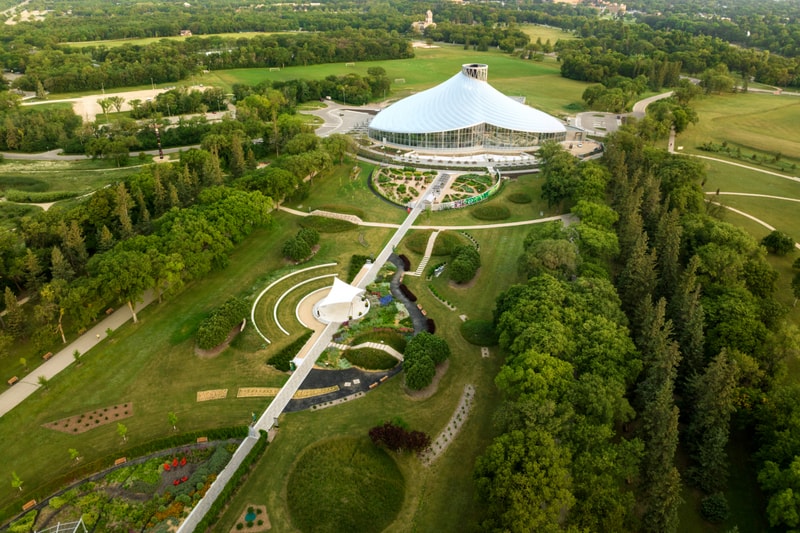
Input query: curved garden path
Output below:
<box><xmin>706</xmin><ymin>195</ymin><xmax>800</xmax><ymax>250</ymax></box>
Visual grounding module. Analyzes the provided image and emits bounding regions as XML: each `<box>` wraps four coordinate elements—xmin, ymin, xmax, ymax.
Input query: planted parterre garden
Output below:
<box><xmin>442</xmin><ymin>173</ymin><xmax>497</xmax><ymax>203</ymax></box>
<box><xmin>371</xmin><ymin>167</ymin><xmax>435</xmax><ymax>205</ymax></box>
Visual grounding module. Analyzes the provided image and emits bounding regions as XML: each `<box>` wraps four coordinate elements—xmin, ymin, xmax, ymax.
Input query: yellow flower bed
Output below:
<box><xmin>196</xmin><ymin>389</ymin><xmax>228</xmax><ymax>402</ymax></box>
<box><xmin>237</xmin><ymin>387</ymin><xmax>281</xmax><ymax>398</ymax></box>
<box><xmin>292</xmin><ymin>385</ymin><xmax>339</xmax><ymax>399</ymax></box>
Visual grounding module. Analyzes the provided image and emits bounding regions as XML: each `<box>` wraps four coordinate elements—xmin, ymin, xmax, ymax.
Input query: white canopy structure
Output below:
<box><xmin>368</xmin><ymin>63</ymin><xmax>566</xmax><ymax>153</ymax></box>
<box><xmin>313</xmin><ymin>277</ymin><xmax>369</xmax><ymax>324</ymax></box>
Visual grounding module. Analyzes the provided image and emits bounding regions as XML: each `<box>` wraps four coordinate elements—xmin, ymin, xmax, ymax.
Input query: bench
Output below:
<box><xmin>106</xmin><ymin>308</ymin><xmax>115</xmax><ymax>315</ymax></box>
<box><xmin>380</xmin><ymin>376</ymin><xmax>388</xmax><ymax>382</ymax></box>
<box><xmin>22</xmin><ymin>499</ymin><xmax>36</xmax><ymax>511</ymax></box>
<box><xmin>369</xmin><ymin>382</ymin><xmax>378</xmax><ymax>389</ymax></box>
<box><xmin>8</xmin><ymin>376</ymin><xmax>19</xmax><ymax>386</ymax></box>
<box><xmin>114</xmin><ymin>457</ymin><xmax>127</xmax><ymax>466</ymax></box>
<box><xmin>42</xmin><ymin>352</ymin><xmax>53</xmax><ymax>361</ymax></box>
<box><xmin>196</xmin><ymin>436</ymin><xmax>208</xmax><ymax>443</ymax></box>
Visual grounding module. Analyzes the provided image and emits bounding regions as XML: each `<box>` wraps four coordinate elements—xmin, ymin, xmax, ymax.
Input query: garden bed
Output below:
<box><xmin>43</xmin><ymin>403</ymin><xmax>134</xmax><ymax>434</ymax></box>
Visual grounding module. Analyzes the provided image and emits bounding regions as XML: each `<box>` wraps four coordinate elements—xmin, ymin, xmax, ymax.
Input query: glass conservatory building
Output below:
<box><xmin>368</xmin><ymin>64</ymin><xmax>566</xmax><ymax>153</ymax></box>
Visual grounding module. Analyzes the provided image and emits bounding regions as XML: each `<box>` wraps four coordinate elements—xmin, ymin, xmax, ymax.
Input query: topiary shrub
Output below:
<box><xmin>196</xmin><ymin>297</ymin><xmax>249</xmax><ymax>350</ymax></box>
<box><xmin>449</xmin><ymin>245</ymin><xmax>481</xmax><ymax>284</ymax></box>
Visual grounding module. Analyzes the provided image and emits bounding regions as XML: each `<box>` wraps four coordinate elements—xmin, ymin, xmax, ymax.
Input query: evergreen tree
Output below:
<box><xmin>3</xmin><ymin>287</ymin><xmax>25</xmax><ymax>338</ymax></box>
<box><xmin>655</xmin><ymin>208</ymin><xmax>682</xmax><ymax>300</ymax></box>
<box><xmin>97</xmin><ymin>225</ymin><xmax>115</xmax><ymax>252</ymax></box>
<box><xmin>637</xmin><ymin>298</ymin><xmax>683</xmax><ymax>533</ymax></box>
<box><xmin>115</xmin><ymin>182</ymin><xmax>134</xmax><ymax>239</ymax></box>
<box><xmin>687</xmin><ymin>349</ymin><xmax>738</xmax><ymax>494</ymax></box>
<box><xmin>229</xmin><ymin>135</ymin><xmax>246</xmax><ymax>179</ymax></box>
<box><xmin>669</xmin><ymin>255</ymin><xmax>706</xmax><ymax>385</ymax></box>
<box><xmin>24</xmin><ymin>248</ymin><xmax>44</xmax><ymax>293</ymax></box>
<box><xmin>50</xmin><ymin>246</ymin><xmax>75</xmax><ymax>281</ymax></box>
<box><xmin>617</xmin><ymin>231</ymin><xmax>657</xmax><ymax>336</ymax></box>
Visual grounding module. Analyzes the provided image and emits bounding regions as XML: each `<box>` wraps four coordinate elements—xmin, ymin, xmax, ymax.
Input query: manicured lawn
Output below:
<box><xmin>286</xmin><ymin>436</ymin><xmax>405</xmax><ymax>533</ymax></box>
<box><xmin>702</xmin><ymin>159</ymin><xmax>800</xmax><ymax>199</ymax></box>
<box><xmin>518</xmin><ymin>23</ymin><xmax>577</xmax><ymax>44</ymax></box>
<box><xmin>285</xmin><ymin>162</ymin><xmax>408</xmax><ymax>225</ymax></box>
<box><xmin>201</xmin><ymin>45</ymin><xmax>589</xmax><ymax>116</ymax></box>
<box><xmin>675</xmin><ymin>92</ymin><xmax>800</xmax><ymax>167</ymax></box>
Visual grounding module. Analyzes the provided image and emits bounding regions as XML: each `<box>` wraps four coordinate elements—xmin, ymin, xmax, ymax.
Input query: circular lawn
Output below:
<box><xmin>287</xmin><ymin>437</ymin><xmax>405</xmax><ymax>533</ymax></box>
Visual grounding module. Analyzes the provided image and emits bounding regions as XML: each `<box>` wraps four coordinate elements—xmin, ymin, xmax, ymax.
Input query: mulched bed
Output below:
<box><xmin>43</xmin><ymin>403</ymin><xmax>134</xmax><ymax>434</ymax></box>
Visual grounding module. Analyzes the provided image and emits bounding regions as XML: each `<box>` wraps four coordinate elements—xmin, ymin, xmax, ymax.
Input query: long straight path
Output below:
<box><xmin>0</xmin><ymin>292</ymin><xmax>155</xmax><ymax>417</ymax></box>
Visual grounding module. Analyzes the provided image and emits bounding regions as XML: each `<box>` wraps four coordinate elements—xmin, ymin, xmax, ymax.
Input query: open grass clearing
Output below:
<box><xmin>286</xmin><ymin>161</ymin><xmax>407</xmax><ymax>225</ymax></box>
<box><xmin>200</xmin><ymin>45</ymin><xmax>588</xmax><ymax>116</ymax></box>
<box><xmin>676</xmin><ymin>92</ymin><xmax>800</xmax><ymax>165</ymax></box>
<box><xmin>518</xmin><ymin>24</ymin><xmax>577</xmax><ymax>44</ymax></box>
<box><xmin>711</xmin><ymin>194</ymin><xmax>799</xmax><ymax>237</ymax></box>
<box><xmin>61</xmin><ymin>31</ymin><xmax>285</xmax><ymax>49</ymax></box>
<box><xmin>701</xmin><ymin>159</ymin><xmax>800</xmax><ymax>198</ymax></box>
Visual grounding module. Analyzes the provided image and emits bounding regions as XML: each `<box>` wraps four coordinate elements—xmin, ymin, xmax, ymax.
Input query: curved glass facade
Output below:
<box><xmin>369</xmin><ymin>123</ymin><xmax>566</xmax><ymax>153</ymax></box>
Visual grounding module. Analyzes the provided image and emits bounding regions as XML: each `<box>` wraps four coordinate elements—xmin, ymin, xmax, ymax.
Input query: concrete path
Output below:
<box><xmin>706</xmin><ymin>193</ymin><xmax>800</xmax><ymax>251</ymax></box>
<box><xmin>0</xmin><ymin>291</ymin><xmax>155</xmax><ymax>418</ymax></box>
<box><xmin>409</xmin><ymin>230</ymin><xmax>440</xmax><ymax>276</ymax></box>
<box><xmin>329</xmin><ymin>341</ymin><xmax>404</xmax><ymax>361</ymax></box>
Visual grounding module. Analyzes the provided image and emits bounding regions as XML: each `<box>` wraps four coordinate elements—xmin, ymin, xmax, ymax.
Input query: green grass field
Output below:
<box><xmin>198</xmin><ymin>44</ymin><xmax>588</xmax><ymax>117</ymax></box>
<box><xmin>62</xmin><ymin>31</ymin><xmax>283</xmax><ymax>48</ymax></box>
<box><xmin>675</xmin><ymin>92</ymin><xmax>800</xmax><ymax>165</ymax></box>
<box><xmin>518</xmin><ymin>23</ymin><xmax>577</xmax><ymax>44</ymax></box>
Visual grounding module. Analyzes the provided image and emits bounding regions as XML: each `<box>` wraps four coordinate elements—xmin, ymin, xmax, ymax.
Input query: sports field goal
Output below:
<box><xmin>269</xmin><ymin>67</ymin><xmax>280</xmax><ymax>72</ymax></box>
<box><xmin>394</xmin><ymin>78</ymin><xmax>406</xmax><ymax>84</ymax></box>
<box><xmin>346</xmin><ymin>62</ymin><xmax>356</xmax><ymax>67</ymax></box>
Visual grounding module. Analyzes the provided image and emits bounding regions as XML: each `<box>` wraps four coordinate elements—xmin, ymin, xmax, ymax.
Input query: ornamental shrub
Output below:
<box><xmin>701</xmin><ymin>493</ymin><xmax>729</xmax><ymax>523</ymax></box>
<box><xmin>196</xmin><ymin>296</ymin><xmax>249</xmax><ymax>350</ymax></box>
<box><xmin>449</xmin><ymin>245</ymin><xmax>481</xmax><ymax>284</ymax></box>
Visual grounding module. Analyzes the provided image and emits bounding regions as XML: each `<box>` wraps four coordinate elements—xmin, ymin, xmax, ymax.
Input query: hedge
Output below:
<box><xmin>4</xmin><ymin>189</ymin><xmax>81</xmax><ymax>203</ymax></box>
<box><xmin>426</xmin><ymin>318</ymin><xmax>436</xmax><ymax>333</ymax></box>
<box><xmin>195</xmin><ymin>431</ymin><xmax>270</xmax><ymax>532</ymax></box>
<box><xmin>348</xmin><ymin>255</ymin><xmax>370</xmax><ymax>282</ymax></box>
<box><xmin>398</xmin><ymin>254</ymin><xmax>411</xmax><ymax>271</ymax></box>
<box><xmin>267</xmin><ymin>330</ymin><xmax>313</xmax><ymax>371</ymax></box>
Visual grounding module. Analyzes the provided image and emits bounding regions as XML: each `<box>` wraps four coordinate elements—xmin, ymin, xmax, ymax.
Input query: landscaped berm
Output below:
<box><xmin>286</xmin><ymin>437</ymin><xmax>405</xmax><ymax>533</ymax></box>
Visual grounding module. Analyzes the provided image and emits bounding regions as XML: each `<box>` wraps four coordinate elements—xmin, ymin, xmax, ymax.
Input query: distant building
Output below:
<box><xmin>411</xmin><ymin>10</ymin><xmax>436</xmax><ymax>33</ymax></box>
<box><xmin>180</xmin><ymin>29</ymin><xmax>192</xmax><ymax>36</ymax></box>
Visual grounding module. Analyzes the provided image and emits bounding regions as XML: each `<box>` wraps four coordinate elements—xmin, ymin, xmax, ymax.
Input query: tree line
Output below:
<box><xmin>557</xmin><ymin>18</ymin><xmax>800</xmax><ymax>89</ymax></box>
<box><xmin>476</xmin><ymin>115</ymin><xmax>798</xmax><ymax>529</ymax></box>
<box><xmin>9</xmin><ymin>29</ymin><xmax>411</xmax><ymax>94</ymax></box>
<box><xmin>0</xmin><ymin>87</ymin><xmax>351</xmax><ymax>360</ymax></box>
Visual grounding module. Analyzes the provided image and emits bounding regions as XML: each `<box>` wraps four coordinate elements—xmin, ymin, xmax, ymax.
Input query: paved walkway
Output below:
<box><xmin>329</xmin><ymin>342</ymin><xmax>404</xmax><ymax>360</ymax></box>
<box><xmin>0</xmin><ymin>291</ymin><xmax>155</xmax><ymax>417</ymax></box>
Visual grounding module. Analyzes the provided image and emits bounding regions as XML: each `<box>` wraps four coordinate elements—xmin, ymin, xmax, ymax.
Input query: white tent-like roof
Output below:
<box><xmin>314</xmin><ymin>278</ymin><xmax>369</xmax><ymax>323</ymax></box>
<box><xmin>369</xmin><ymin>63</ymin><xmax>566</xmax><ymax>135</ymax></box>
